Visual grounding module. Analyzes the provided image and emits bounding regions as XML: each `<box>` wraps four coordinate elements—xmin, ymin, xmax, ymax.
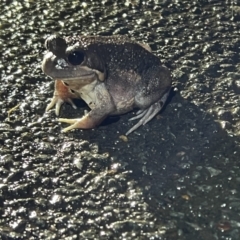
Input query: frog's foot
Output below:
<box><xmin>58</xmin><ymin>112</ymin><xmax>102</xmax><ymax>133</ymax></box>
<box><xmin>126</xmin><ymin>92</ymin><xmax>169</xmax><ymax>135</ymax></box>
<box><xmin>126</xmin><ymin>102</ymin><xmax>161</xmax><ymax>135</ymax></box>
<box><xmin>46</xmin><ymin>95</ymin><xmax>77</xmax><ymax>116</ymax></box>
<box><xmin>46</xmin><ymin>80</ymin><xmax>77</xmax><ymax>115</ymax></box>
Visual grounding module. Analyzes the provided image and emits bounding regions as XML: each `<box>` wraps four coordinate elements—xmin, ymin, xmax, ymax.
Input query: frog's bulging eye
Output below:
<box><xmin>68</xmin><ymin>51</ymin><xmax>85</xmax><ymax>65</ymax></box>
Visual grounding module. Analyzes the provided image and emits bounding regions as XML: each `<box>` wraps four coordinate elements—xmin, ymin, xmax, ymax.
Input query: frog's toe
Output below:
<box><xmin>58</xmin><ymin>118</ymin><xmax>80</xmax><ymax>133</ymax></box>
<box><xmin>128</xmin><ymin>109</ymin><xmax>146</xmax><ymax>121</ymax></box>
<box><xmin>46</xmin><ymin>96</ymin><xmax>62</xmax><ymax>113</ymax></box>
<box><xmin>59</xmin><ymin>118</ymin><xmax>79</xmax><ymax>124</ymax></box>
<box><xmin>66</xmin><ymin>98</ymin><xmax>77</xmax><ymax>110</ymax></box>
<box><xmin>55</xmin><ymin>98</ymin><xmax>65</xmax><ymax>116</ymax></box>
<box><xmin>59</xmin><ymin>118</ymin><xmax>82</xmax><ymax>132</ymax></box>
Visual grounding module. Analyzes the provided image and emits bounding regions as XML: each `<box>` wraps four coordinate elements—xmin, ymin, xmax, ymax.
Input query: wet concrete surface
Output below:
<box><xmin>1</xmin><ymin>0</ymin><xmax>240</xmax><ymax>239</ymax></box>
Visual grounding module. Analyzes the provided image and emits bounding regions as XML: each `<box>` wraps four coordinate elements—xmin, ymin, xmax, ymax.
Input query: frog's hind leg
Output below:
<box><xmin>126</xmin><ymin>91</ymin><xmax>169</xmax><ymax>135</ymax></box>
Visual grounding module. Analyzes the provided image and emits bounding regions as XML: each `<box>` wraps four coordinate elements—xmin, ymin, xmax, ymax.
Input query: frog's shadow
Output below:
<box><xmin>96</xmin><ymin>93</ymin><xmax>240</xmax><ymax>215</ymax></box>
<box><xmin>65</xmin><ymin>90</ymin><xmax>240</xmax><ymax>225</ymax></box>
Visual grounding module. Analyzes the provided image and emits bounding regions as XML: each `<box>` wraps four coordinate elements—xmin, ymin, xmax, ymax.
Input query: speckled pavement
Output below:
<box><xmin>1</xmin><ymin>0</ymin><xmax>240</xmax><ymax>239</ymax></box>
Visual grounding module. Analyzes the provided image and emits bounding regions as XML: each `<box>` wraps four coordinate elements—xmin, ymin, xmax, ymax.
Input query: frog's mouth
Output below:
<box><xmin>42</xmin><ymin>52</ymin><xmax>104</xmax><ymax>81</ymax></box>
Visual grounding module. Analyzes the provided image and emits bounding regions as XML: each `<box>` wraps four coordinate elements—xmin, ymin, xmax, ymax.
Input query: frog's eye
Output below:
<box><xmin>68</xmin><ymin>51</ymin><xmax>85</xmax><ymax>65</ymax></box>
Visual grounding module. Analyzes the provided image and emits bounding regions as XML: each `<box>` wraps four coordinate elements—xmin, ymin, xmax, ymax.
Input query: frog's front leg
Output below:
<box><xmin>58</xmin><ymin>83</ymin><xmax>115</xmax><ymax>133</ymax></box>
<box><xmin>59</xmin><ymin>110</ymin><xmax>106</xmax><ymax>132</ymax></box>
<box><xmin>46</xmin><ymin>80</ymin><xmax>78</xmax><ymax>115</ymax></box>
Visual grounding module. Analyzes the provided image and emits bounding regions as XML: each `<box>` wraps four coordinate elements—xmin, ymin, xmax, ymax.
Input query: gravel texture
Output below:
<box><xmin>1</xmin><ymin>0</ymin><xmax>240</xmax><ymax>239</ymax></box>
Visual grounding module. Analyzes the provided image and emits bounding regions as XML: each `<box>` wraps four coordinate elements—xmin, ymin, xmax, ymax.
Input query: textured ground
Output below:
<box><xmin>1</xmin><ymin>0</ymin><xmax>240</xmax><ymax>239</ymax></box>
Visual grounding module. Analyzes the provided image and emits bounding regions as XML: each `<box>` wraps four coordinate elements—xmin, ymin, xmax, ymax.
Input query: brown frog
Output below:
<box><xmin>42</xmin><ymin>35</ymin><xmax>172</xmax><ymax>135</ymax></box>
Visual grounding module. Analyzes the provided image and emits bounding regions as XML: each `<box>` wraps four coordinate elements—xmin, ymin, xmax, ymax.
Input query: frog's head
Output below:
<box><xmin>42</xmin><ymin>35</ymin><xmax>106</xmax><ymax>82</ymax></box>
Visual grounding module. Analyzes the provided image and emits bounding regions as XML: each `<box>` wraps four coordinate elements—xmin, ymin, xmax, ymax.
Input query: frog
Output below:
<box><xmin>42</xmin><ymin>35</ymin><xmax>172</xmax><ymax>135</ymax></box>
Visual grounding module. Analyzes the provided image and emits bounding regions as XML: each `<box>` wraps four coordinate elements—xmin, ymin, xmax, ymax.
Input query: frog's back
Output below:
<box><xmin>64</xmin><ymin>35</ymin><xmax>135</xmax><ymax>47</ymax></box>
<box><xmin>78</xmin><ymin>37</ymin><xmax>159</xmax><ymax>75</ymax></box>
